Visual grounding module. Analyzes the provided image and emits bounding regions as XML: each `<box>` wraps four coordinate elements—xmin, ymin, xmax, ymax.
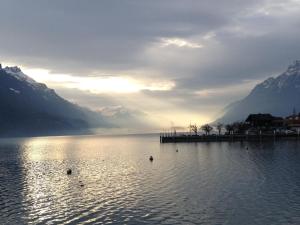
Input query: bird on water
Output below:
<box><xmin>67</xmin><ymin>169</ymin><xmax>72</xmax><ymax>175</ymax></box>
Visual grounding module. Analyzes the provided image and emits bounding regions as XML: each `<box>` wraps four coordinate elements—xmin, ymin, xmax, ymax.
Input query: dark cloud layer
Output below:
<box><xmin>0</xmin><ymin>0</ymin><xmax>263</xmax><ymax>73</ymax></box>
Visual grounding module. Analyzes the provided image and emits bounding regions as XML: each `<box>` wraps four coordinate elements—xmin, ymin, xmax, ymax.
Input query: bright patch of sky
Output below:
<box><xmin>160</xmin><ymin>38</ymin><xmax>203</xmax><ymax>49</ymax></box>
<box><xmin>23</xmin><ymin>68</ymin><xmax>175</xmax><ymax>94</ymax></box>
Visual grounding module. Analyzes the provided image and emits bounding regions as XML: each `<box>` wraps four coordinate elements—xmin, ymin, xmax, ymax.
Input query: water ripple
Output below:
<box><xmin>1</xmin><ymin>136</ymin><xmax>300</xmax><ymax>224</ymax></box>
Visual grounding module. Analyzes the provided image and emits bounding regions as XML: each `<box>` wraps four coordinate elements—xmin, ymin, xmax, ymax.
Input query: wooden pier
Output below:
<box><xmin>160</xmin><ymin>133</ymin><xmax>300</xmax><ymax>143</ymax></box>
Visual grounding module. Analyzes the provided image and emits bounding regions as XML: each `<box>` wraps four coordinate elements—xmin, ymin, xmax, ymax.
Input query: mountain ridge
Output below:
<box><xmin>0</xmin><ymin>65</ymin><xmax>109</xmax><ymax>136</ymax></box>
<box><xmin>216</xmin><ymin>60</ymin><xmax>300</xmax><ymax>123</ymax></box>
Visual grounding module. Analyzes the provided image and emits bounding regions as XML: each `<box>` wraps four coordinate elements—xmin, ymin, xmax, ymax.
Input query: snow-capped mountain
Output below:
<box><xmin>0</xmin><ymin>64</ymin><xmax>108</xmax><ymax>136</ymax></box>
<box><xmin>216</xmin><ymin>60</ymin><xmax>300</xmax><ymax>123</ymax></box>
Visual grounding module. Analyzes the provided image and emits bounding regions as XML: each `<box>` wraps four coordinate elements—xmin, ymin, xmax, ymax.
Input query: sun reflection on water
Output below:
<box><xmin>18</xmin><ymin>135</ymin><xmax>152</xmax><ymax>224</ymax></box>
<box><xmin>3</xmin><ymin>135</ymin><xmax>300</xmax><ymax>224</ymax></box>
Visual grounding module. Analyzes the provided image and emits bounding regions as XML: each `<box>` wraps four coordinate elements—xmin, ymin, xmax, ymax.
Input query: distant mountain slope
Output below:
<box><xmin>216</xmin><ymin>60</ymin><xmax>300</xmax><ymax>123</ymax></box>
<box><xmin>99</xmin><ymin>106</ymin><xmax>155</xmax><ymax>129</ymax></box>
<box><xmin>0</xmin><ymin>65</ymin><xmax>108</xmax><ymax>136</ymax></box>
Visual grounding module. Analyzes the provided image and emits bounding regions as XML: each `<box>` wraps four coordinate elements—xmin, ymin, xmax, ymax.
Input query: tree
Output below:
<box><xmin>225</xmin><ymin>124</ymin><xmax>234</xmax><ymax>134</ymax></box>
<box><xmin>232</xmin><ymin>122</ymin><xmax>248</xmax><ymax>134</ymax></box>
<box><xmin>216</xmin><ymin>123</ymin><xmax>223</xmax><ymax>135</ymax></box>
<box><xmin>201</xmin><ymin>124</ymin><xmax>213</xmax><ymax>135</ymax></box>
<box><xmin>189</xmin><ymin>124</ymin><xmax>198</xmax><ymax>135</ymax></box>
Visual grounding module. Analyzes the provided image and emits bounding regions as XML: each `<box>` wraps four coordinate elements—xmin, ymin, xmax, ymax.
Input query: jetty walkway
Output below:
<box><xmin>160</xmin><ymin>133</ymin><xmax>300</xmax><ymax>143</ymax></box>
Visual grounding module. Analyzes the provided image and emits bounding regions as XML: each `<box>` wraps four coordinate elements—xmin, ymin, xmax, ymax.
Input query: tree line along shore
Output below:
<box><xmin>160</xmin><ymin>113</ymin><xmax>300</xmax><ymax>143</ymax></box>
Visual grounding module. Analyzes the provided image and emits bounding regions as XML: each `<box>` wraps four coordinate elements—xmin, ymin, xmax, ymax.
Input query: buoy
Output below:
<box><xmin>149</xmin><ymin>156</ymin><xmax>154</xmax><ymax>161</ymax></box>
<box><xmin>67</xmin><ymin>169</ymin><xmax>72</xmax><ymax>175</ymax></box>
<box><xmin>176</xmin><ymin>149</ymin><xmax>178</xmax><ymax>152</ymax></box>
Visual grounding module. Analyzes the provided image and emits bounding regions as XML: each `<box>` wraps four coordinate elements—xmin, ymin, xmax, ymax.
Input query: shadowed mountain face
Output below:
<box><xmin>0</xmin><ymin>65</ymin><xmax>108</xmax><ymax>136</ymax></box>
<box><xmin>217</xmin><ymin>61</ymin><xmax>300</xmax><ymax>123</ymax></box>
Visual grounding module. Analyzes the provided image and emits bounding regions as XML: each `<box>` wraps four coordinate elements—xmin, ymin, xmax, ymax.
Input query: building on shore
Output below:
<box><xmin>285</xmin><ymin>113</ymin><xmax>300</xmax><ymax>132</ymax></box>
<box><xmin>245</xmin><ymin>113</ymin><xmax>284</xmax><ymax>130</ymax></box>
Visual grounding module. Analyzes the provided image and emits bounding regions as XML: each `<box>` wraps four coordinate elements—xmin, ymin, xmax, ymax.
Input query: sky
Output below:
<box><xmin>1</xmin><ymin>0</ymin><xmax>300</xmax><ymax>129</ymax></box>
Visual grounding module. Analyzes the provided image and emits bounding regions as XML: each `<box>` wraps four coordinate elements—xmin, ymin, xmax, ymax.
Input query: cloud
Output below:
<box><xmin>194</xmin><ymin>80</ymin><xmax>259</xmax><ymax>98</ymax></box>
<box><xmin>0</xmin><ymin>0</ymin><xmax>262</xmax><ymax>74</ymax></box>
<box><xmin>160</xmin><ymin>38</ymin><xmax>203</xmax><ymax>49</ymax></box>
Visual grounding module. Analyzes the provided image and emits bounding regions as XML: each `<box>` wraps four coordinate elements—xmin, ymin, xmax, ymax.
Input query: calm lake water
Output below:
<box><xmin>1</xmin><ymin>134</ymin><xmax>300</xmax><ymax>225</ymax></box>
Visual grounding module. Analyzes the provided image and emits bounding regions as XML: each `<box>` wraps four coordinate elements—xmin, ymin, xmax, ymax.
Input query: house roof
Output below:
<box><xmin>286</xmin><ymin>113</ymin><xmax>300</xmax><ymax>120</ymax></box>
<box><xmin>245</xmin><ymin>113</ymin><xmax>282</xmax><ymax>122</ymax></box>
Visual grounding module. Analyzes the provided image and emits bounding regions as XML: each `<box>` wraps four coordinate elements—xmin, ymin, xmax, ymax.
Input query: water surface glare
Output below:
<box><xmin>1</xmin><ymin>134</ymin><xmax>300</xmax><ymax>224</ymax></box>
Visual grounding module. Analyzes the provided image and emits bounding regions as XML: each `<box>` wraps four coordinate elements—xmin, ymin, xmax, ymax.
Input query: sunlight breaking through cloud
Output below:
<box><xmin>23</xmin><ymin>68</ymin><xmax>175</xmax><ymax>94</ymax></box>
<box><xmin>195</xmin><ymin>80</ymin><xmax>260</xmax><ymax>98</ymax></box>
<box><xmin>160</xmin><ymin>38</ymin><xmax>203</xmax><ymax>49</ymax></box>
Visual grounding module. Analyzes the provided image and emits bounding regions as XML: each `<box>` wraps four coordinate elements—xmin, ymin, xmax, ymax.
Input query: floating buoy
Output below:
<box><xmin>149</xmin><ymin>156</ymin><xmax>154</xmax><ymax>161</ymax></box>
<box><xmin>67</xmin><ymin>169</ymin><xmax>72</xmax><ymax>175</ymax></box>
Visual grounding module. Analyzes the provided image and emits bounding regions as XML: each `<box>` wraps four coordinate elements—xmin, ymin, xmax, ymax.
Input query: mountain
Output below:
<box><xmin>99</xmin><ymin>106</ymin><xmax>154</xmax><ymax>129</ymax></box>
<box><xmin>216</xmin><ymin>60</ymin><xmax>300</xmax><ymax>123</ymax></box>
<box><xmin>0</xmin><ymin>64</ymin><xmax>108</xmax><ymax>137</ymax></box>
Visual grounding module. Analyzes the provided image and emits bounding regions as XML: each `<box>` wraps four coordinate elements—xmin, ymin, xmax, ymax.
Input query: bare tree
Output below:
<box><xmin>189</xmin><ymin>124</ymin><xmax>198</xmax><ymax>135</ymax></box>
<box><xmin>225</xmin><ymin>124</ymin><xmax>234</xmax><ymax>134</ymax></box>
<box><xmin>201</xmin><ymin>124</ymin><xmax>213</xmax><ymax>135</ymax></box>
<box><xmin>232</xmin><ymin>122</ymin><xmax>247</xmax><ymax>134</ymax></box>
<box><xmin>216</xmin><ymin>123</ymin><xmax>223</xmax><ymax>135</ymax></box>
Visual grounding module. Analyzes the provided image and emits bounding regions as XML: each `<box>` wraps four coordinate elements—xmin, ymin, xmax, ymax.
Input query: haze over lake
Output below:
<box><xmin>1</xmin><ymin>134</ymin><xmax>300</xmax><ymax>224</ymax></box>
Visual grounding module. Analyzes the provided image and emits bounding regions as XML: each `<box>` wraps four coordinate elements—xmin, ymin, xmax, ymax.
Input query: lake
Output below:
<box><xmin>1</xmin><ymin>134</ymin><xmax>300</xmax><ymax>224</ymax></box>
